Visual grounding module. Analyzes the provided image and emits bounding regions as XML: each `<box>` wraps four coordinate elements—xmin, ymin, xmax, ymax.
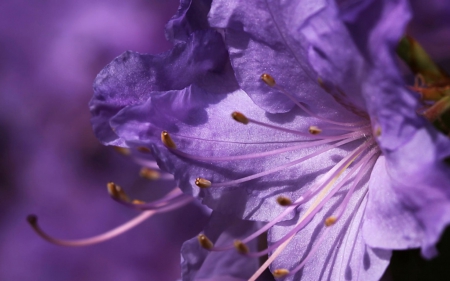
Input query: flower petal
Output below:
<box><xmin>165</xmin><ymin>0</ymin><xmax>212</xmax><ymax>43</ymax></box>
<box><xmin>180</xmin><ymin>211</ymin><xmax>272</xmax><ymax>281</ymax></box>
<box><xmin>270</xmin><ymin>180</ymin><xmax>391</xmax><ymax>281</ymax></box>
<box><xmin>90</xmin><ymin>29</ymin><xmax>228</xmax><ymax>146</ymax></box>
<box><xmin>110</xmin><ymin>84</ymin><xmax>358</xmax><ymax>221</ymax></box>
<box><xmin>209</xmin><ymin>0</ymin><xmax>356</xmax><ymax>119</ymax></box>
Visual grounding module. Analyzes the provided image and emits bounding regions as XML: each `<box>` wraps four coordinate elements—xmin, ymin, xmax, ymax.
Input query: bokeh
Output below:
<box><xmin>0</xmin><ymin>1</ymin><xmax>208</xmax><ymax>280</ymax></box>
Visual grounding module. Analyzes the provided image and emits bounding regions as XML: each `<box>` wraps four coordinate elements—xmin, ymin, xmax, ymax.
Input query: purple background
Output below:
<box><xmin>0</xmin><ymin>1</ymin><xmax>208</xmax><ymax>280</ymax></box>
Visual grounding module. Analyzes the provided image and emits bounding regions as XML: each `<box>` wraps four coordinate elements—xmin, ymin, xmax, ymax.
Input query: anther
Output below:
<box><xmin>107</xmin><ymin>182</ymin><xmax>130</xmax><ymax>202</ymax></box>
<box><xmin>374</xmin><ymin>127</ymin><xmax>382</xmax><ymax>137</ymax></box>
<box><xmin>132</xmin><ymin>200</ymin><xmax>146</xmax><ymax>205</ymax></box>
<box><xmin>308</xmin><ymin>126</ymin><xmax>322</xmax><ymax>135</ymax></box>
<box><xmin>198</xmin><ymin>234</ymin><xmax>214</xmax><ymax>250</ymax></box>
<box><xmin>139</xmin><ymin>167</ymin><xmax>160</xmax><ymax>180</ymax></box>
<box><xmin>136</xmin><ymin>146</ymin><xmax>152</xmax><ymax>153</ymax></box>
<box><xmin>231</xmin><ymin>111</ymin><xmax>249</xmax><ymax>125</ymax></box>
<box><xmin>261</xmin><ymin>73</ymin><xmax>276</xmax><ymax>87</ymax></box>
<box><xmin>324</xmin><ymin>216</ymin><xmax>337</xmax><ymax>227</ymax></box>
<box><xmin>161</xmin><ymin>131</ymin><xmax>177</xmax><ymax>149</ymax></box>
<box><xmin>27</xmin><ymin>214</ymin><xmax>38</xmax><ymax>225</ymax></box>
<box><xmin>273</xmin><ymin>269</ymin><xmax>290</xmax><ymax>278</ymax></box>
<box><xmin>234</xmin><ymin>240</ymin><xmax>249</xmax><ymax>254</ymax></box>
<box><xmin>195</xmin><ymin>177</ymin><xmax>211</xmax><ymax>188</ymax></box>
<box><xmin>276</xmin><ymin>196</ymin><xmax>292</xmax><ymax>206</ymax></box>
<box><xmin>113</xmin><ymin>146</ymin><xmax>130</xmax><ymax>156</ymax></box>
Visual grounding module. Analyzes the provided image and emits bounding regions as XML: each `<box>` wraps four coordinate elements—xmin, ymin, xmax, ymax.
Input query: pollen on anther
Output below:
<box><xmin>234</xmin><ymin>240</ymin><xmax>249</xmax><ymax>254</ymax></box>
<box><xmin>137</xmin><ymin>146</ymin><xmax>152</xmax><ymax>153</ymax></box>
<box><xmin>261</xmin><ymin>73</ymin><xmax>276</xmax><ymax>87</ymax></box>
<box><xmin>231</xmin><ymin>111</ymin><xmax>249</xmax><ymax>125</ymax></box>
<box><xmin>132</xmin><ymin>199</ymin><xmax>146</xmax><ymax>205</ymax></box>
<box><xmin>325</xmin><ymin>216</ymin><xmax>337</xmax><ymax>227</ymax></box>
<box><xmin>139</xmin><ymin>167</ymin><xmax>160</xmax><ymax>180</ymax></box>
<box><xmin>273</xmin><ymin>269</ymin><xmax>289</xmax><ymax>278</ymax></box>
<box><xmin>113</xmin><ymin>146</ymin><xmax>131</xmax><ymax>156</ymax></box>
<box><xmin>161</xmin><ymin>131</ymin><xmax>177</xmax><ymax>149</ymax></box>
<box><xmin>107</xmin><ymin>182</ymin><xmax>130</xmax><ymax>202</ymax></box>
<box><xmin>374</xmin><ymin>126</ymin><xmax>382</xmax><ymax>137</ymax></box>
<box><xmin>309</xmin><ymin>126</ymin><xmax>322</xmax><ymax>135</ymax></box>
<box><xmin>276</xmin><ymin>196</ymin><xmax>292</xmax><ymax>206</ymax></box>
<box><xmin>198</xmin><ymin>234</ymin><xmax>213</xmax><ymax>250</ymax></box>
<box><xmin>195</xmin><ymin>177</ymin><xmax>211</xmax><ymax>188</ymax></box>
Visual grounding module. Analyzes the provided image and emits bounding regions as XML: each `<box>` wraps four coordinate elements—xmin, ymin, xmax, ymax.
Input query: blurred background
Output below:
<box><xmin>0</xmin><ymin>1</ymin><xmax>208</xmax><ymax>280</ymax></box>
<box><xmin>0</xmin><ymin>0</ymin><xmax>449</xmax><ymax>280</ymax></box>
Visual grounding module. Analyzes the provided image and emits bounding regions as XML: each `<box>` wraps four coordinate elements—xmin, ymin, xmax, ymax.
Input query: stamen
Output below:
<box><xmin>170</xmin><ymin>135</ymin><xmax>355</xmax><ymax>163</ymax></box>
<box><xmin>195</xmin><ymin>177</ymin><xmax>211</xmax><ymax>188</ymax></box>
<box><xmin>231</xmin><ymin>111</ymin><xmax>249</xmax><ymax>125</ymax></box>
<box><xmin>287</xmin><ymin>190</ymin><xmax>369</xmax><ymax>277</ymax></box>
<box><xmin>198</xmin><ymin>234</ymin><xmax>214</xmax><ymax>250</ymax></box>
<box><xmin>261</xmin><ymin>73</ymin><xmax>276</xmax><ymax>87</ymax></box>
<box><xmin>27</xmin><ymin>211</ymin><xmax>155</xmax><ymax>247</ymax></box>
<box><xmin>308</xmin><ymin>126</ymin><xmax>322</xmax><ymax>135</ymax></box>
<box><xmin>246</xmin><ymin>141</ymin><xmax>375</xmax><ymax>281</ymax></box>
<box><xmin>107</xmin><ymin>182</ymin><xmax>130</xmax><ymax>202</ymax></box>
<box><xmin>374</xmin><ymin>126</ymin><xmax>382</xmax><ymax>137</ymax></box>
<box><xmin>246</xmin><ymin>116</ymin><xmax>360</xmax><ymax>138</ymax></box>
<box><xmin>208</xmin><ymin>137</ymin><xmax>361</xmax><ymax>188</ymax></box>
<box><xmin>161</xmin><ymin>131</ymin><xmax>177</xmax><ymax>149</ymax></box>
<box><xmin>139</xmin><ymin>167</ymin><xmax>160</xmax><ymax>180</ymax></box>
<box><xmin>113</xmin><ymin>146</ymin><xmax>130</xmax><ymax>156</ymax></box>
<box><xmin>111</xmin><ymin>188</ymin><xmax>193</xmax><ymax>212</ymax></box>
<box><xmin>324</xmin><ymin>216</ymin><xmax>337</xmax><ymax>227</ymax></box>
<box><xmin>234</xmin><ymin>240</ymin><xmax>249</xmax><ymax>254</ymax></box>
<box><xmin>136</xmin><ymin>146</ymin><xmax>152</xmax><ymax>153</ymax></box>
<box><xmin>276</xmin><ymin>196</ymin><xmax>292</xmax><ymax>206</ymax></box>
<box><xmin>273</xmin><ymin>269</ymin><xmax>290</xmax><ymax>278</ymax></box>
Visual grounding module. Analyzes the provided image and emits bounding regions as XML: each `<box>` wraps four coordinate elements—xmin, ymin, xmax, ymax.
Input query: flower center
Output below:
<box><xmin>161</xmin><ymin>73</ymin><xmax>381</xmax><ymax>279</ymax></box>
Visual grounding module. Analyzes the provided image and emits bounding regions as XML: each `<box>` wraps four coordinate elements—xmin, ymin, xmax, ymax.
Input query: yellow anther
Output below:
<box><xmin>231</xmin><ymin>111</ymin><xmax>249</xmax><ymax>125</ymax></box>
<box><xmin>276</xmin><ymin>196</ymin><xmax>292</xmax><ymax>206</ymax></box>
<box><xmin>161</xmin><ymin>131</ymin><xmax>177</xmax><ymax>149</ymax></box>
<box><xmin>136</xmin><ymin>146</ymin><xmax>152</xmax><ymax>153</ymax></box>
<box><xmin>261</xmin><ymin>73</ymin><xmax>276</xmax><ymax>87</ymax></box>
<box><xmin>374</xmin><ymin>127</ymin><xmax>382</xmax><ymax>137</ymax></box>
<box><xmin>195</xmin><ymin>177</ymin><xmax>212</xmax><ymax>188</ymax></box>
<box><xmin>233</xmin><ymin>240</ymin><xmax>249</xmax><ymax>254</ymax></box>
<box><xmin>308</xmin><ymin>126</ymin><xmax>322</xmax><ymax>135</ymax></box>
<box><xmin>132</xmin><ymin>199</ymin><xmax>146</xmax><ymax>205</ymax></box>
<box><xmin>325</xmin><ymin>216</ymin><xmax>337</xmax><ymax>227</ymax></box>
<box><xmin>197</xmin><ymin>234</ymin><xmax>214</xmax><ymax>250</ymax></box>
<box><xmin>273</xmin><ymin>269</ymin><xmax>289</xmax><ymax>278</ymax></box>
<box><xmin>113</xmin><ymin>146</ymin><xmax>131</xmax><ymax>156</ymax></box>
<box><xmin>139</xmin><ymin>167</ymin><xmax>160</xmax><ymax>180</ymax></box>
<box><xmin>107</xmin><ymin>182</ymin><xmax>130</xmax><ymax>202</ymax></box>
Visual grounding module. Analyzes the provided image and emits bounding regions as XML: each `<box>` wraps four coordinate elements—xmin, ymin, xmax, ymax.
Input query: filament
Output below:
<box><xmin>27</xmin><ymin>211</ymin><xmax>155</xmax><ymax>247</ymax></box>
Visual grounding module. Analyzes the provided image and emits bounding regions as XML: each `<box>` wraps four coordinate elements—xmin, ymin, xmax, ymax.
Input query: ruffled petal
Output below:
<box><xmin>165</xmin><ymin>0</ymin><xmax>212</xmax><ymax>43</ymax></box>
<box><xmin>90</xmin><ymin>29</ymin><xmax>228</xmax><ymax>146</ymax></box>
<box><xmin>208</xmin><ymin>0</ymin><xmax>358</xmax><ymax>119</ymax></box>
<box><xmin>363</xmin><ymin>156</ymin><xmax>424</xmax><ymax>250</ymax></box>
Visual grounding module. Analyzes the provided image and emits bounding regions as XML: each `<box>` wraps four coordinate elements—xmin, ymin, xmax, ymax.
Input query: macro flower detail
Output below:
<box><xmin>88</xmin><ymin>0</ymin><xmax>450</xmax><ymax>280</ymax></box>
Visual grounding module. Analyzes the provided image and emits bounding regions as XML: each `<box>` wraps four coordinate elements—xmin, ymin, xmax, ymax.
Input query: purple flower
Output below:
<box><xmin>0</xmin><ymin>0</ymin><xmax>213</xmax><ymax>280</ymax></box>
<box><xmin>90</xmin><ymin>0</ymin><xmax>450</xmax><ymax>280</ymax></box>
